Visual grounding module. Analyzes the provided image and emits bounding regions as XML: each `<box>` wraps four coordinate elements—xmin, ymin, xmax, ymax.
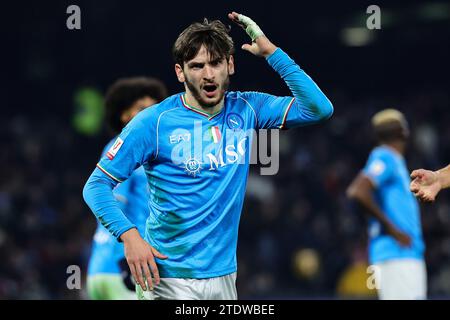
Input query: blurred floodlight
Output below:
<box><xmin>341</xmin><ymin>27</ymin><xmax>375</xmax><ymax>47</ymax></box>
<box><xmin>293</xmin><ymin>248</ymin><xmax>320</xmax><ymax>280</ymax></box>
<box><xmin>417</xmin><ymin>2</ymin><xmax>450</xmax><ymax>21</ymax></box>
<box><xmin>72</xmin><ymin>87</ymin><xmax>104</xmax><ymax>136</ymax></box>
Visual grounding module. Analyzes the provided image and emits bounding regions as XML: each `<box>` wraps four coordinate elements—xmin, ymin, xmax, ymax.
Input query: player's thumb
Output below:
<box><xmin>410</xmin><ymin>169</ymin><xmax>422</xmax><ymax>179</ymax></box>
<box><xmin>151</xmin><ymin>247</ymin><xmax>168</xmax><ymax>260</ymax></box>
<box><xmin>241</xmin><ymin>43</ymin><xmax>255</xmax><ymax>54</ymax></box>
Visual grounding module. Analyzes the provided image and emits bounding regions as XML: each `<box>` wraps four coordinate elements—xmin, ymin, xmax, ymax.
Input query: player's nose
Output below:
<box><xmin>203</xmin><ymin>65</ymin><xmax>215</xmax><ymax>80</ymax></box>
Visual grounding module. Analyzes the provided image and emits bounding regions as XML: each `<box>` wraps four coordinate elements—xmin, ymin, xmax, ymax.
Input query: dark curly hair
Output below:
<box><xmin>104</xmin><ymin>77</ymin><xmax>168</xmax><ymax>134</ymax></box>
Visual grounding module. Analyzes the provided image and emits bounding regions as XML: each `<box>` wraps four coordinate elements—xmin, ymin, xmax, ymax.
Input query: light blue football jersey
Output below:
<box><xmin>96</xmin><ymin>91</ymin><xmax>296</xmax><ymax>278</ymax></box>
<box><xmin>362</xmin><ymin>145</ymin><xmax>425</xmax><ymax>264</ymax></box>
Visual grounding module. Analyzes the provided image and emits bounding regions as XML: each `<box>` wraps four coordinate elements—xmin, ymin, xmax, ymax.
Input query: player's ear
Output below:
<box><xmin>227</xmin><ymin>56</ymin><xmax>235</xmax><ymax>76</ymax></box>
<box><xmin>175</xmin><ymin>64</ymin><xmax>185</xmax><ymax>83</ymax></box>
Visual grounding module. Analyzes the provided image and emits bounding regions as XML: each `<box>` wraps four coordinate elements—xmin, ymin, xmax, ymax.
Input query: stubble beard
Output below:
<box><xmin>185</xmin><ymin>75</ymin><xmax>230</xmax><ymax>109</ymax></box>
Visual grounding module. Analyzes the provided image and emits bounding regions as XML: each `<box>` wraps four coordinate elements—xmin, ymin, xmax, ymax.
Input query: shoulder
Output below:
<box><xmin>227</xmin><ymin>91</ymin><xmax>268</xmax><ymax>101</ymax></box>
<box><xmin>101</xmin><ymin>137</ymin><xmax>118</xmax><ymax>156</ymax></box>
<box><xmin>369</xmin><ymin>146</ymin><xmax>395</xmax><ymax>163</ymax></box>
<box><xmin>365</xmin><ymin>147</ymin><xmax>395</xmax><ymax>177</ymax></box>
<box><xmin>226</xmin><ymin>91</ymin><xmax>266</xmax><ymax>111</ymax></box>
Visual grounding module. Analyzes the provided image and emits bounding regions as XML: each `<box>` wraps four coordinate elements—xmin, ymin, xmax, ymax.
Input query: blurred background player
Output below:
<box><xmin>83</xmin><ymin>12</ymin><xmax>333</xmax><ymax>300</ymax></box>
<box><xmin>86</xmin><ymin>77</ymin><xmax>168</xmax><ymax>300</ymax></box>
<box><xmin>346</xmin><ymin>109</ymin><xmax>426</xmax><ymax>300</ymax></box>
<box><xmin>410</xmin><ymin>164</ymin><xmax>450</xmax><ymax>202</ymax></box>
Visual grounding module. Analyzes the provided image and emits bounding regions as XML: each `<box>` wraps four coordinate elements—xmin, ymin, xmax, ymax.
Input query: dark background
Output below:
<box><xmin>1</xmin><ymin>0</ymin><xmax>450</xmax><ymax>299</ymax></box>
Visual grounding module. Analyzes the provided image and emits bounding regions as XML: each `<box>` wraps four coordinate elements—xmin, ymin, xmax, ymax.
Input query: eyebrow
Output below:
<box><xmin>209</xmin><ymin>58</ymin><xmax>223</xmax><ymax>64</ymax></box>
<box><xmin>187</xmin><ymin>62</ymin><xmax>204</xmax><ymax>68</ymax></box>
<box><xmin>187</xmin><ymin>57</ymin><xmax>224</xmax><ymax>68</ymax></box>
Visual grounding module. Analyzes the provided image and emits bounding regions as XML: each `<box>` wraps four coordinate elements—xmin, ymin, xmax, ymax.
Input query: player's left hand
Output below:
<box><xmin>228</xmin><ymin>11</ymin><xmax>277</xmax><ymax>58</ymax></box>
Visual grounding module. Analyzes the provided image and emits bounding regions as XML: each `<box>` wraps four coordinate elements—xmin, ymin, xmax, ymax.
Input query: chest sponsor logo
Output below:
<box><xmin>206</xmin><ymin>137</ymin><xmax>248</xmax><ymax>171</ymax></box>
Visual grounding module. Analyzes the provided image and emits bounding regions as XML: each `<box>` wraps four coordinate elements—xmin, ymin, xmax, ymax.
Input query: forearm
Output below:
<box><xmin>353</xmin><ymin>192</ymin><xmax>395</xmax><ymax>231</ymax></box>
<box><xmin>347</xmin><ymin>175</ymin><xmax>395</xmax><ymax>231</ymax></box>
<box><xmin>83</xmin><ymin>167</ymin><xmax>136</xmax><ymax>240</ymax></box>
<box><xmin>266</xmin><ymin>48</ymin><xmax>333</xmax><ymax>125</ymax></box>
<box><xmin>437</xmin><ymin>164</ymin><xmax>450</xmax><ymax>189</ymax></box>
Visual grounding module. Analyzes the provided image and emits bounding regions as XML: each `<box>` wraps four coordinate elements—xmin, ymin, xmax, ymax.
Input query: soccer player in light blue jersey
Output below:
<box><xmin>347</xmin><ymin>109</ymin><xmax>426</xmax><ymax>300</ymax></box>
<box><xmin>86</xmin><ymin>77</ymin><xmax>168</xmax><ymax>299</ymax></box>
<box><xmin>83</xmin><ymin>12</ymin><xmax>333</xmax><ymax>300</ymax></box>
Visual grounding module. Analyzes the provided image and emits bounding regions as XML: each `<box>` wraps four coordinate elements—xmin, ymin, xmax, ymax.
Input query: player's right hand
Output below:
<box><xmin>120</xmin><ymin>228</ymin><xmax>168</xmax><ymax>291</ymax></box>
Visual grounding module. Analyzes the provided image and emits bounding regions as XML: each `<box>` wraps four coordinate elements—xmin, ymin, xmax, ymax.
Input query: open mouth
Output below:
<box><xmin>202</xmin><ymin>84</ymin><xmax>218</xmax><ymax>98</ymax></box>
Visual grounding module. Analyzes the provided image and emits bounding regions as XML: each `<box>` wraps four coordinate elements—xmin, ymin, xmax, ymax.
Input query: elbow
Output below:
<box><xmin>346</xmin><ymin>187</ymin><xmax>355</xmax><ymax>200</ymax></box>
<box><xmin>346</xmin><ymin>185</ymin><xmax>361</xmax><ymax>201</ymax></box>
<box><xmin>316</xmin><ymin>97</ymin><xmax>334</xmax><ymax>121</ymax></box>
<box><xmin>82</xmin><ymin>172</ymin><xmax>99</xmax><ymax>207</ymax></box>
<box><xmin>303</xmin><ymin>94</ymin><xmax>333</xmax><ymax>123</ymax></box>
<box><xmin>82</xmin><ymin>179</ymin><xmax>92</xmax><ymax>206</ymax></box>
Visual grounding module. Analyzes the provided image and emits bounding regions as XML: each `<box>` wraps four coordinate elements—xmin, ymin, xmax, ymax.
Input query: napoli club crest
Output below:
<box><xmin>226</xmin><ymin>113</ymin><xmax>244</xmax><ymax>130</ymax></box>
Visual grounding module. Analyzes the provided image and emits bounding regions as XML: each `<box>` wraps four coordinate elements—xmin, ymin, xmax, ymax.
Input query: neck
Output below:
<box><xmin>383</xmin><ymin>141</ymin><xmax>405</xmax><ymax>155</ymax></box>
<box><xmin>185</xmin><ymin>90</ymin><xmax>224</xmax><ymax>115</ymax></box>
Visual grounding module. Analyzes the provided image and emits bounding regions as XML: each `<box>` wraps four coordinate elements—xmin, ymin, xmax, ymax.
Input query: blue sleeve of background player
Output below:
<box><xmin>362</xmin><ymin>151</ymin><xmax>395</xmax><ymax>188</ymax></box>
<box><xmin>83</xmin><ymin>109</ymin><xmax>156</xmax><ymax>240</ymax></box>
<box><xmin>243</xmin><ymin>48</ymin><xmax>333</xmax><ymax>129</ymax></box>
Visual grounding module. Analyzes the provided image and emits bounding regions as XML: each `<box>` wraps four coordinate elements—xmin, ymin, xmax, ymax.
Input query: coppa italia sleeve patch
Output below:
<box><xmin>106</xmin><ymin>137</ymin><xmax>124</xmax><ymax>160</ymax></box>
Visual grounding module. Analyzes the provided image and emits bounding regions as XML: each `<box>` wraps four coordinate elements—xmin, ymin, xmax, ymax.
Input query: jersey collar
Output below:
<box><xmin>180</xmin><ymin>94</ymin><xmax>224</xmax><ymax>121</ymax></box>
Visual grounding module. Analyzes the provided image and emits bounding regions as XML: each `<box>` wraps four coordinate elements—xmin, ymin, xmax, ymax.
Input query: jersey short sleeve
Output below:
<box><xmin>362</xmin><ymin>150</ymin><xmax>395</xmax><ymax>188</ymax></box>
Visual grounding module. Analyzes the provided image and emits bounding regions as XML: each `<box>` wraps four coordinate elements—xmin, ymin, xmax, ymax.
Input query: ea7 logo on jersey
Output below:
<box><xmin>106</xmin><ymin>137</ymin><xmax>124</xmax><ymax>160</ymax></box>
<box><xmin>169</xmin><ymin>133</ymin><xmax>191</xmax><ymax>144</ymax></box>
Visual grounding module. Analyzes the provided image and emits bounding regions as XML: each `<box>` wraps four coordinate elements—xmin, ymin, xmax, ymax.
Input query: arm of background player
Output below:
<box><xmin>267</xmin><ymin>48</ymin><xmax>334</xmax><ymax>127</ymax></box>
<box><xmin>346</xmin><ymin>173</ymin><xmax>411</xmax><ymax>247</ymax></box>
